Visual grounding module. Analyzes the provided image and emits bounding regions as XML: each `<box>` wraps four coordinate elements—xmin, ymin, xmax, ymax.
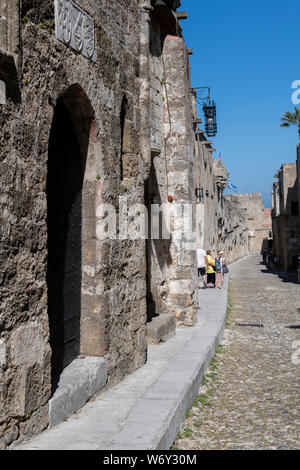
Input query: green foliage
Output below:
<box><xmin>280</xmin><ymin>107</ymin><xmax>300</xmax><ymax>141</ymax></box>
<box><xmin>38</xmin><ymin>20</ymin><xmax>55</xmax><ymax>31</ymax></box>
<box><xmin>46</xmin><ymin>20</ymin><xmax>55</xmax><ymax>31</ymax></box>
<box><xmin>193</xmin><ymin>394</ymin><xmax>213</xmax><ymax>408</ymax></box>
<box><xmin>194</xmin><ymin>420</ymin><xmax>203</xmax><ymax>429</ymax></box>
<box><xmin>182</xmin><ymin>427</ymin><xmax>194</xmax><ymax>438</ymax></box>
<box><xmin>210</xmin><ymin>357</ymin><xmax>218</xmax><ymax>372</ymax></box>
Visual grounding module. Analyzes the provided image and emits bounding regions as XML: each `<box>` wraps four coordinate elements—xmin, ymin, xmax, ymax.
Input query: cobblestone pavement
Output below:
<box><xmin>174</xmin><ymin>255</ymin><xmax>300</xmax><ymax>450</ymax></box>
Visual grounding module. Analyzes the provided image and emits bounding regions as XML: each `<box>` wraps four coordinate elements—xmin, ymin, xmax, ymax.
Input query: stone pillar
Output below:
<box><xmin>162</xmin><ymin>35</ymin><xmax>197</xmax><ymax>327</ymax></box>
<box><xmin>139</xmin><ymin>2</ymin><xmax>153</xmax><ymax>180</ymax></box>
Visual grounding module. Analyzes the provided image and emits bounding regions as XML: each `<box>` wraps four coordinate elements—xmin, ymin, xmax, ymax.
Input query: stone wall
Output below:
<box><xmin>222</xmin><ymin>196</ymin><xmax>249</xmax><ymax>263</ymax></box>
<box><xmin>162</xmin><ymin>34</ymin><xmax>197</xmax><ymax>326</ymax></box>
<box><xmin>194</xmin><ymin>129</ymin><xmax>249</xmax><ymax>264</ymax></box>
<box><xmin>232</xmin><ymin>193</ymin><xmax>272</xmax><ymax>255</ymax></box>
<box><xmin>0</xmin><ymin>0</ymin><xmax>147</xmax><ymax>448</ymax></box>
<box><xmin>144</xmin><ymin>6</ymin><xmax>197</xmax><ymax>328</ymax></box>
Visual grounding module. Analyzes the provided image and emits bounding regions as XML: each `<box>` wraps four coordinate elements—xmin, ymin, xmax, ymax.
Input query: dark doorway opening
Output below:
<box><xmin>47</xmin><ymin>99</ymin><xmax>83</xmax><ymax>380</ymax></box>
<box><xmin>144</xmin><ymin>156</ymin><xmax>172</xmax><ymax>323</ymax></box>
<box><xmin>145</xmin><ymin>157</ymin><xmax>159</xmax><ymax>323</ymax></box>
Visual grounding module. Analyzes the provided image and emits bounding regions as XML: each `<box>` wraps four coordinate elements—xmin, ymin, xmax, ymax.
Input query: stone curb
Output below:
<box><xmin>15</xmin><ymin>257</ymin><xmax>245</xmax><ymax>451</ymax></box>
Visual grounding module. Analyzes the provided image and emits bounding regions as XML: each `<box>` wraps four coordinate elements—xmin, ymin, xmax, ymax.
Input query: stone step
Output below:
<box><xmin>49</xmin><ymin>357</ymin><xmax>107</xmax><ymax>428</ymax></box>
<box><xmin>147</xmin><ymin>314</ymin><xmax>176</xmax><ymax>345</ymax></box>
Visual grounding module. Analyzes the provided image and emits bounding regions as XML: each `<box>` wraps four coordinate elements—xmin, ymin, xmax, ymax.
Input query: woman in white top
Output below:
<box><xmin>197</xmin><ymin>245</ymin><xmax>208</xmax><ymax>289</ymax></box>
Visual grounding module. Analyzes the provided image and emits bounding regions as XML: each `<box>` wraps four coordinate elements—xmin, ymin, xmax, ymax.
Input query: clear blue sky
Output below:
<box><xmin>180</xmin><ymin>0</ymin><xmax>300</xmax><ymax>207</ymax></box>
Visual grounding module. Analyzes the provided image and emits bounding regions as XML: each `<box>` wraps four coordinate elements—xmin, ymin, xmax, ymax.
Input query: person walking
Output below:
<box><xmin>197</xmin><ymin>245</ymin><xmax>208</xmax><ymax>289</ymax></box>
<box><xmin>215</xmin><ymin>251</ymin><xmax>226</xmax><ymax>289</ymax></box>
<box><xmin>206</xmin><ymin>250</ymin><xmax>216</xmax><ymax>288</ymax></box>
<box><xmin>261</xmin><ymin>247</ymin><xmax>267</xmax><ymax>265</ymax></box>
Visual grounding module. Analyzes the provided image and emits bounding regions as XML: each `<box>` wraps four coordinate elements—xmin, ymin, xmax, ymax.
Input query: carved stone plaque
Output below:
<box><xmin>54</xmin><ymin>0</ymin><xmax>97</xmax><ymax>62</ymax></box>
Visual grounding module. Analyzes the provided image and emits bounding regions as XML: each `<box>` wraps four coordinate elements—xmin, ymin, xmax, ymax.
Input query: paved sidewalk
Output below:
<box><xmin>16</xmin><ymin>261</ymin><xmax>239</xmax><ymax>450</ymax></box>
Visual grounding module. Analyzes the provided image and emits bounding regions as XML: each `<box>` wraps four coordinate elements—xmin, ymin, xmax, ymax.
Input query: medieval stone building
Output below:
<box><xmin>0</xmin><ymin>0</ymin><xmax>254</xmax><ymax>448</ymax></box>
<box><xmin>272</xmin><ymin>154</ymin><xmax>300</xmax><ymax>272</ymax></box>
<box><xmin>232</xmin><ymin>193</ymin><xmax>272</xmax><ymax>255</ymax></box>
<box><xmin>194</xmin><ymin>134</ymin><xmax>249</xmax><ymax>263</ymax></box>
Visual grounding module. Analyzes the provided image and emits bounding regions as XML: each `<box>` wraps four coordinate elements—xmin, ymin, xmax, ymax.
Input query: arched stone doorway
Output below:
<box><xmin>47</xmin><ymin>98</ymin><xmax>83</xmax><ymax>376</ymax></box>
<box><xmin>46</xmin><ymin>85</ymin><xmax>104</xmax><ymax>380</ymax></box>
<box><xmin>46</xmin><ymin>85</ymin><xmax>109</xmax><ymax>425</ymax></box>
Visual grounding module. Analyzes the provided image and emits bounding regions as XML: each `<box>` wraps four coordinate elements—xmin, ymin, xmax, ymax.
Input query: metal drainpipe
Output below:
<box><xmin>139</xmin><ymin>1</ymin><xmax>153</xmax><ymax>181</ymax></box>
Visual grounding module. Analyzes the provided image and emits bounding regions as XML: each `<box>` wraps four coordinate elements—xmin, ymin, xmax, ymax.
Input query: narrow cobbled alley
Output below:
<box><xmin>175</xmin><ymin>255</ymin><xmax>300</xmax><ymax>450</ymax></box>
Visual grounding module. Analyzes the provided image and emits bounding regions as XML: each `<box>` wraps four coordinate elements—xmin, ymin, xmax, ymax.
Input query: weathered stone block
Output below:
<box><xmin>18</xmin><ymin>404</ymin><xmax>49</xmax><ymax>443</ymax></box>
<box><xmin>169</xmin><ymin>293</ymin><xmax>192</xmax><ymax>308</ymax></box>
<box><xmin>81</xmin><ymin>317</ymin><xmax>107</xmax><ymax>357</ymax></box>
<box><xmin>122</xmin><ymin>152</ymin><xmax>140</xmax><ymax>179</ymax></box>
<box><xmin>122</xmin><ymin>121</ymin><xmax>139</xmax><ymax>154</ymax></box>
<box><xmin>82</xmin><ymin>240</ymin><xmax>96</xmax><ymax>265</ymax></box>
<box><xmin>169</xmin><ymin>267</ymin><xmax>191</xmax><ymax>280</ymax></box>
<box><xmin>147</xmin><ymin>314</ymin><xmax>176</xmax><ymax>345</ymax></box>
<box><xmin>169</xmin><ymin>279</ymin><xmax>191</xmax><ymax>295</ymax></box>
<box><xmin>83</xmin><ymin>189</ymin><xmax>96</xmax><ymax>219</ymax></box>
<box><xmin>49</xmin><ymin>357</ymin><xmax>108</xmax><ymax>427</ymax></box>
<box><xmin>82</xmin><ymin>216</ymin><xmax>96</xmax><ymax>241</ymax></box>
<box><xmin>168</xmin><ymin>171</ymin><xmax>188</xmax><ymax>188</ymax></box>
<box><xmin>3</xmin><ymin>425</ymin><xmax>19</xmax><ymax>447</ymax></box>
<box><xmin>10</xmin><ymin>324</ymin><xmax>46</xmax><ymax>367</ymax></box>
<box><xmin>16</xmin><ymin>363</ymin><xmax>50</xmax><ymax>417</ymax></box>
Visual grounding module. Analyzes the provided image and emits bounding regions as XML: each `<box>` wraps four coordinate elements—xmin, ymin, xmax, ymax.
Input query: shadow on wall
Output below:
<box><xmin>47</xmin><ymin>98</ymin><xmax>83</xmax><ymax>384</ymax></box>
<box><xmin>149</xmin><ymin>6</ymin><xmax>179</xmax><ymax>58</ymax></box>
<box><xmin>145</xmin><ymin>156</ymin><xmax>172</xmax><ymax>322</ymax></box>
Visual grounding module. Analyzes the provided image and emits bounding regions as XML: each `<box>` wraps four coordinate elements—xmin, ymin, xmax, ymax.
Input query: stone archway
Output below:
<box><xmin>47</xmin><ymin>85</ymin><xmax>106</xmax><ymax>379</ymax></box>
<box><xmin>46</xmin><ymin>85</ymin><xmax>108</xmax><ymax>426</ymax></box>
<box><xmin>47</xmin><ymin>97</ymin><xmax>83</xmax><ymax>376</ymax></box>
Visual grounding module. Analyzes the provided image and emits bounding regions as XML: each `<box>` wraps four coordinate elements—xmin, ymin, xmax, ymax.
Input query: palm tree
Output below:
<box><xmin>280</xmin><ymin>107</ymin><xmax>300</xmax><ymax>142</ymax></box>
